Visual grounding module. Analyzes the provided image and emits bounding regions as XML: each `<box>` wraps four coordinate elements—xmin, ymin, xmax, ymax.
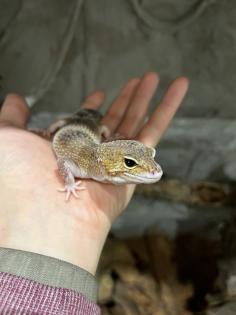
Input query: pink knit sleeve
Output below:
<box><xmin>0</xmin><ymin>272</ymin><xmax>101</xmax><ymax>315</ymax></box>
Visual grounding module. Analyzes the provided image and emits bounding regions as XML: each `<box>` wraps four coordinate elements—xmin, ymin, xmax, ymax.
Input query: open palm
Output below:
<box><xmin>0</xmin><ymin>73</ymin><xmax>188</xmax><ymax>273</ymax></box>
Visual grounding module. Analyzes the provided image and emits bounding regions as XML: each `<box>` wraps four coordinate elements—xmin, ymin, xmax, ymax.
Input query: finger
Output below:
<box><xmin>48</xmin><ymin>90</ymin><xmax>105</xmax><ymax>135</ymax></box>
<box><xmin>102</xmin><ymin>78</ymin><xmax>140</xmax><ymax>132</ymax></box>
<box><xmin>80</xmin><ymin>90</ymin><xmax>105</xmax><ymax>110</ymax></box>
<box><xmin>0</xmin><ymin>94</ymin><xmax>30</xmax><ymax>128</ymax></box>
<box><xmin>138</xmin><ymin>77</ymin><xmax>189</xmax><ymax>147</ymax></box>
<box><xmin>116</xmin><ymin>72</ymin><xmax>159</xmax><ymax>137</ymax></box>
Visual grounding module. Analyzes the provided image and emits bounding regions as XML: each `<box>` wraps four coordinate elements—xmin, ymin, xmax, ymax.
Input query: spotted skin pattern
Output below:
<box><xmin>52</xmin><ymin>109</ymin><xmax>163</xmax><ymax>201</ymax></box>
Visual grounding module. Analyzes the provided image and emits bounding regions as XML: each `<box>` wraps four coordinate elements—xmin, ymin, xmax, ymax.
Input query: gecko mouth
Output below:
<box><xmin>123</xmin><ymin>169</ymin><xmax>163</xmax><ymax>184</ymax></box>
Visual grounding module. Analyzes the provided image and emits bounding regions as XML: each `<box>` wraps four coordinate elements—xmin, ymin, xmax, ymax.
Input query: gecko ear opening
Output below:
<box><xmin>151</xmin><ymin>148</ymin><xmax>156</xmax><ymax>158</ymax></box>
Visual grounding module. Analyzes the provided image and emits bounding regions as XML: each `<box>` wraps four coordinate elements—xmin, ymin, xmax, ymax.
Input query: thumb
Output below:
<box><xmin>0</xmin><ymin>94</ymin><xmax>30</xmax><ymax>129</ymax></box>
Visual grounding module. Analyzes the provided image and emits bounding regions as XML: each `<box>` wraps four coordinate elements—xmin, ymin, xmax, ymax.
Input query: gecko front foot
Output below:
<box><xmin>58</xmin><ymin>181</ymin><xmax>85</xmax><ymax>201</ymax></box>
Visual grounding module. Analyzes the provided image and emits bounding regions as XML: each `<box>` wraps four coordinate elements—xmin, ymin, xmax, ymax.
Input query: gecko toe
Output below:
<box><xmin>66</xmin><ymin>190</ymin><xmax>71</xmax><ymax>201</ymax></box>
<box><xmin>77</xmin><ymin>187</ymin><xmax>86</xmax><ymax>191</ymax></box>
<box><xmin>71</xmin><ymin>189</ymin><xmax>79</xmax><ymax>198</ymax></box>
<box><xmin>58</xmin><ymin>181</ymin><xmax>86</xmax><ymax>201</ymax></box>
<box><xmin>58</xmin><ymin>188</ymin><xmax>66</xmax><ymax>192</ymax></box>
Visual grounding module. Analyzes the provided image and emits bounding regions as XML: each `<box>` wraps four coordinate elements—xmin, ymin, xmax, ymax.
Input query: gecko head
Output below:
<box><xmin>97</xmin><ymin>140</ymin><xmax>163</xmax><ymax>184</ymax></box>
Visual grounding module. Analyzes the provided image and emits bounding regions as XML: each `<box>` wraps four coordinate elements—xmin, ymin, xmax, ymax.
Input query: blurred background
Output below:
<box><xmin>1</xmin><ymin>0</ymin><xmax>236</xmax><ymax>314</ymax></box>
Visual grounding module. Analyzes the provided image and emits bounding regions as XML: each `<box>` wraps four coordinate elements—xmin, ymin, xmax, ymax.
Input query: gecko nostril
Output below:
<box><xmin>154</xmin><ymin>166</ymin><xmax>162</xmax><ymax>174</ymax></box>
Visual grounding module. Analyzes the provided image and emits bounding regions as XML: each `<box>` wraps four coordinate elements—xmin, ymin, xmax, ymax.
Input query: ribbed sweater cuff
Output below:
<box><xmin>0</xmin><ymin>247</ymin><xmax>97</xmax><ymax>302</ymax></box>
<box><xmin>0</xmin><ymin>272</ymin><xmax>101</xmax><ymax>314</ymax></box>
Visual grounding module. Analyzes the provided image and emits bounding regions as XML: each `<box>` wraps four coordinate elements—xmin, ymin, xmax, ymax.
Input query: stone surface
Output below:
<box><xmin>113</xmin><ymin>196</ymin><xmax>230</xmax><ymax>238</ymax></box>
<box><xmin>158</xmin><ymin>118</ymin><xmax>236</xmax><ymax>181</ymax></box>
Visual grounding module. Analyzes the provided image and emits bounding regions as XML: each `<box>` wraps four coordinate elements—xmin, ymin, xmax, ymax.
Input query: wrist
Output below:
<box><xmin>0</xmin><ymin>200</ymin><xmax>111</xmax><ymax>275</ymax></box>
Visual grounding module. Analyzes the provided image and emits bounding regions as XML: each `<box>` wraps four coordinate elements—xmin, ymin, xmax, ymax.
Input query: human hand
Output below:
<box><xmin>0</xmin><ymin>73</ymin><xmax>188</xmax><ymax>274</ymax></box>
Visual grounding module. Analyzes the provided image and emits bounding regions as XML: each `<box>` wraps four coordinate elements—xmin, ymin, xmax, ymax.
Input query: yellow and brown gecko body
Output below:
<box><xmin>52</xmin><ymin>109</ymin><xmax>163</xmax><ymax>200</ymax></box>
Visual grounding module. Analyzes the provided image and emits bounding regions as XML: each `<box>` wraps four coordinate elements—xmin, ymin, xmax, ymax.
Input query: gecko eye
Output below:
<box><xmin>124</xmin><ymin>158</ymin><xmax>138</xmax><ymax>169</ymax></box>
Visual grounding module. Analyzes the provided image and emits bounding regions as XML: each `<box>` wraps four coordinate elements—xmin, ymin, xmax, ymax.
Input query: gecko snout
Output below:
<box><xmin>152</xmin><ymin>166</ymin><xmax>162</xmax><ymax>174</ymax></box>
<box><xmin>151</xmin><ymin>163</ymin><xmax>162</xmax><ymax>174</ymax></box>
<box><xmin>148</xmin><ymin>163</ymin><xmax>163</xmax><ymax>181</ymax></box>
